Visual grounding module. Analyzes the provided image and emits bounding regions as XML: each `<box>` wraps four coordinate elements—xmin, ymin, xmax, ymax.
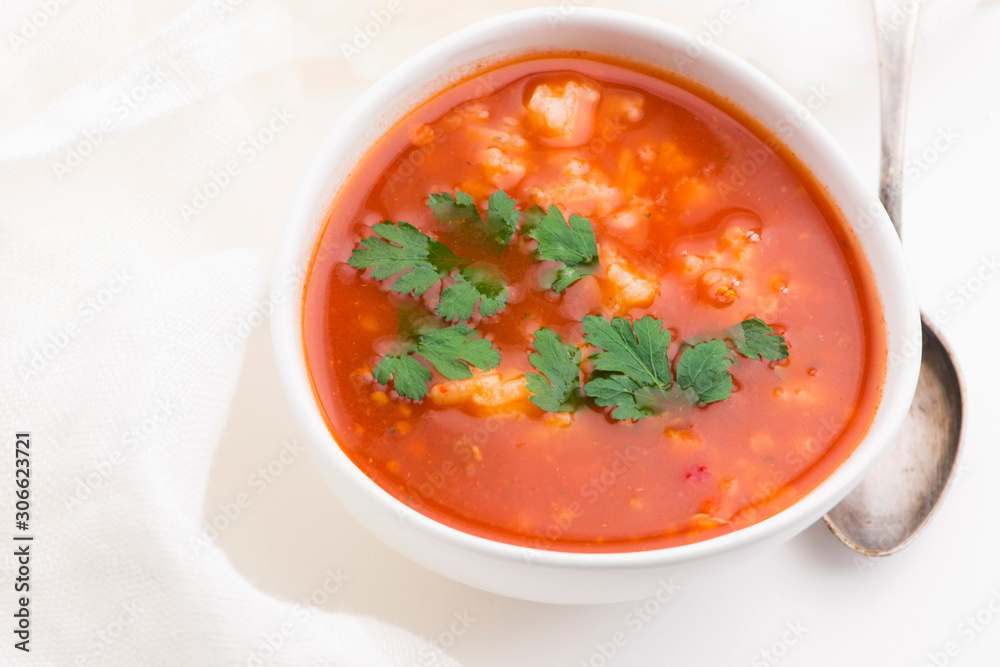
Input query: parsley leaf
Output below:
<box><xmin>412</xmin><ymin>324</ymin><xmax>501</xmax><ymax>381</ymax></box>
<box><xmin>485</xmin><ymin>191</ymin><xmax>520</xmax><ymax>248</ymax></box>
<box><xmin>526</xmin><ymin>206</ymin><xmax>600</xmax><ymax>292</ymax></box>
<box><xmin>428</xmin><ymin>190</ymin><xmax>520</xmax><ymax>250</ymax></box>
<box><xmin>428</xmin><ymin>191</ymin><xmax>481</xmax><ymax>226</ymax></box>
<box><xmin>676</xmin><ymin>340</ymin><xmax>734</xmax><ymax>405</ymax></box>
<box><xmin>584</xmin><ymin>373</ymin><xmax>649</xmax><ymax>420</ymax></box>
<box><xmin>348</xmin><ymin>221</ymin><xmax>463</xmax><ymax>297</ymax></box>
<box><xmin>728</xmin><ymin>318</ymin><xmax>789</xmax><ymax>361</ymax></box>
<box><xmin>582</xmin><ymin>315</ymin><xmax>672</xmax><ymax>389</ymax></box>
<box><xmin>437</xmin><ymin>265</ymin><xmax>509</xmax><ymax>321</ymax></box>
<box><xmin>521</xmin><ymin>204</ymin><xmax>548</xmax><ymax>232</ymax></box>
<box><xmin>372</xmin><ymin>324</ymin><xmax>501</xmax><ymax>400</ymax></box>
<box><xmin>581</xmin><ymin>315</ymin><xmax>673</xmax><ymax>420</ymax></box>
<box><xmin>373</xmin><ymin>354</ymin><xmax>433</xmax><ymax>401</ymax></box>
<box><xmin>394</xmin><ymin>304</ymin><xmax>441</xmax><ymax>339</ymax></box>
<box><xmin>525</xmin><ymin>328</ymin><xmax>582</xmax><ymax>412</ymax></box>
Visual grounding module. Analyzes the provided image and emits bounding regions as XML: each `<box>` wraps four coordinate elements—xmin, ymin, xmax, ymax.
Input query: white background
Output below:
<box><xmin>179</xmin><ymin>1</ymin><xmax>995</xmax><ymax>665</ymax></box>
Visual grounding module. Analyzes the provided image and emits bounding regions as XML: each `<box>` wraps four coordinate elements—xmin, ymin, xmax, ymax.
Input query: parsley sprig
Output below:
<box><xmin>347</xmin><ymin>221</ymin><xmax>462</xmax><ymax>297</ymax></box>
<box><xmin>428</xmin><ymin>190</ymin><xmax>520</xmax><ymax>250</ymax></box>
<box><xmin>348</xmin><ymin>220</ymin><xmax>509</xmax><ymax>322</ymax></box>
<box><xmin>373</xmin><ymin>324</ymin><xmax>501</xmax><ymax>400</ymax></box>
<box><xmin>729</xmin><ymin>318</ymin><xmax>790</xmax><ymax>361</ymax></box>
<box><xmin>437</xmin><ymin>265</ymin><xmax>509</xmax><ymax>322</ymax></box>
<box><xmin>583</xmin><ymin>315</ymin><xmax>674</xmax><ymax>420</ymax></box>
<box><xmin>525</xmin><ymin>205</ymin><xmax>600</xmax><ymax>292</ymax></box>
<box><xmin>525</xmin><ymin>315</ymin><xmax>788</xmax><ymax>420</ymax></box>
<box><xmin>525</xmin><ymin>328</ymin><xmax>582</xmax><ymax>413</ymax></box>
<box><xmin>675</xmin><ymin>340</ymin><xmax>734</xmax><ymax>405</ymax></box>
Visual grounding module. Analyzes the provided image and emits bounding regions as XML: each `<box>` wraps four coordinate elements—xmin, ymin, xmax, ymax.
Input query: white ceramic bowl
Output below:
<box><xmin>272</xmin><ymin>8</ymin><xmax>921</xmax><ymax>604</ymax></box>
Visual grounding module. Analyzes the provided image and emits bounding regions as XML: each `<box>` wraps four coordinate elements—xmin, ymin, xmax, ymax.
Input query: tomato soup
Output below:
<box><xmin>302</xmin><ymin>55</ymin><xmax>885</xmax><ymax>552</ymax></box>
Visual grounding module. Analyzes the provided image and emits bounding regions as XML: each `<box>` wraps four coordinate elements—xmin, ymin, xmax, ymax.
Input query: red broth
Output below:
<box><xmin>302</xmin><ymin>55</ymin><xmax>886</xmax><ymax>552</ymax></box>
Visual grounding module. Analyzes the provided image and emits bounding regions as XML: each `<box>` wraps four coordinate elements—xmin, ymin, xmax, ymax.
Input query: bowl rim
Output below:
<box><xmin>272</xmin><ymin>6</ymin><xmax>921</xmax><ymax>571</ymax></box>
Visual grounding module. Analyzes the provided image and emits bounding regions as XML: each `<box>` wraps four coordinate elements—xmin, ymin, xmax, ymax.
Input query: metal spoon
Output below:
<box><xmin>822</xmin><ymin>0</ymin><xmax>965</xmax><ymax>556</ymax></box>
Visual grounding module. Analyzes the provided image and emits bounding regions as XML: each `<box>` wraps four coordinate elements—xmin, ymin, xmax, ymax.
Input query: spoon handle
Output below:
<box><xmin>873</xmin><ymin>0</ymin><xmax>921</xmax><ymax>239</ymax></box>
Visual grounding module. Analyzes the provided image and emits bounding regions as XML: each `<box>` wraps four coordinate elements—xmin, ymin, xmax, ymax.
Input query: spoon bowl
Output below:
<box><xmin>824</xmin><ymin>318</ymin><xmax>964</xmax><ymax>554</ymax></box>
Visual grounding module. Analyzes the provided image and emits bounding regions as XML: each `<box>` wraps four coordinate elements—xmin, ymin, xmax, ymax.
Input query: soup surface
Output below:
<box><xmin>303</xmin><ymin>55</ymin><xmax>885</xmax><ymax>552</ymax></box>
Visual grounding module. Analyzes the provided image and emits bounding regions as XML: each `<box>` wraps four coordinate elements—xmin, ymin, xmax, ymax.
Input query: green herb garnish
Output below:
<box><xmin>372</xmin><ymin>355</ymin><xmax>433</xmax><ymax>401</ymax></box>
<box><xmin>577</xmin><ymin>316</ymin><xmax>789</xmax><ymax>418</ymax></box>
<box><xmin>582</xmin><ymin>315</ymin><xmax>673</xmax><ymax>420</ymax></box>
<box><xmin>484</xmin><ymin>191</ymin><xmax>520</xmax><ymax>248</ymax></box>
<box><xmin>525</xmin><ymin>205</ymin><xmax>600</xmax><ymax>292</ymax></box>
<box><xmin>428</xmin><ymin>191</ymin><xmax>480</xmax><ymax>226</ymax></box>
<box><xmin>348</xmin><ymin>219</ymin><xmax>510</xmax><ymax>322</ymax></box>
<box><xmin>676</xmin><ymin>339</ymin><xmax>735</xmax><ymax>405</ymax></box>
<box><xmin>582</xmin><ymin>374</ymin><xmax>647</xmax><ymax>420</ymax></box>
<box><xmin>428</xmin><ymin>190</ymin><xmax>520</xmax><ymax>249</ymax></box>
<box><xmin>347</xmin><ymin>221</ymin><xmax>462</xmax><ymax>297</ymax></box>
<box><xmin>373</xmin><ymin>324</ymin><xmax>501</xmax><ymax>400</ymax></box>
<box><xmin>437</xmin><ymin>265</ymin><xmax>509</xmax><ymax>321</ymax></box>
<box><xmin>352</xmin><ymin>190</ymin><xmax>789</xmax><ymax>416</ymax></box>
<box><xmin>525</xmin><ymin>328</ymin><xmax>582</xmax><ymax>413</ymax></box>
<box><xmin>521</xmin><ymin>204</ymin><xmax>548</xmax><ymax>232</ymax></box>
<box><xmin>728</xmin><ymin>317</ymin><xmax>789</xmax><ymax>361</ymax></box>
<box><xmin>583</xmin><ymin>315</ymin><xmax>673</xmax><ymax>388</ymax></box>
